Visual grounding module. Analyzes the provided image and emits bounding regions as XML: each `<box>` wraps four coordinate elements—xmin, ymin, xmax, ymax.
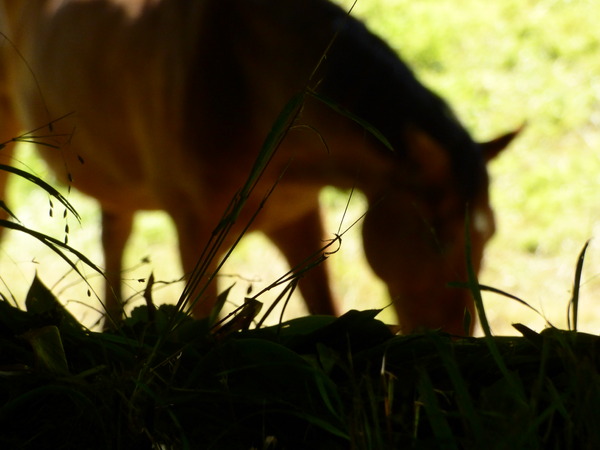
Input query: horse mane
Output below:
<box><xmin>319</xmin><ymin>12</ymin><xmax>486</xmax><ymax>198</ymax></box>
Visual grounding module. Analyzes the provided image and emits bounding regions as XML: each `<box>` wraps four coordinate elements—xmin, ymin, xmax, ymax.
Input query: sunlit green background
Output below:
<box><xmin>1</xmin><ymin>0</ymin><xmax>599</xmax><ymax>335</ymax></box>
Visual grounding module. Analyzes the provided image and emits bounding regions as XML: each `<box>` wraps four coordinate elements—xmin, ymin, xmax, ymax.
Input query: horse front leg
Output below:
<box><xmin>266</xmin><ymin>206</ymin><xmax>337</xmax><ymax>316</ymax></box>
<box><xmin>171</xmin><ymin>211</ymin><xmax>219</xmax><ymax>319</ymax></box>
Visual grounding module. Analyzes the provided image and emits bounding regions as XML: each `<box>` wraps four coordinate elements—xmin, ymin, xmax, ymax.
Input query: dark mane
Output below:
<box><xmin>319</xmin><ymin>13</ymin><xmax>485</xmax><ymax>198</ymax></box>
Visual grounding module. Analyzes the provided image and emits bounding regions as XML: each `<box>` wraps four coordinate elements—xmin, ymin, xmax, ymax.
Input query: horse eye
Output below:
<box><xmin>473</xmin><ymin>209</ymin><xmax>493</xmax><ymax>238</ymax></box>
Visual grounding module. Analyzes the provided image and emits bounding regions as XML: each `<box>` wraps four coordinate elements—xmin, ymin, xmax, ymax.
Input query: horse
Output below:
<box><xmin>0</xmin><ymin>0</ymin><xmax>515</xmax><ymax>335</ymax></box>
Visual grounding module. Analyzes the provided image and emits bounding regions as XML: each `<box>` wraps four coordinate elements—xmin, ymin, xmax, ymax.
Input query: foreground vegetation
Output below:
<box><xmin>1</xmin><ymin>282</ymin><xmax>599</xmax><ymax>449</ymax></box>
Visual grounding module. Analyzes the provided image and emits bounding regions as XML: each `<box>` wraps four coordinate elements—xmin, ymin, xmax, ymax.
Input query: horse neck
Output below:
<box><xmin>315</xmin><ymin>12</ymin><xmax>485</xmax><ymax>199</ymax></box>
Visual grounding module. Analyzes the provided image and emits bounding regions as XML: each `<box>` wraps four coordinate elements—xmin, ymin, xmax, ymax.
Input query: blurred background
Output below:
<box><xmin>1</xmin><ymin>0</ymin><xmax>599</xmax><ymax>335</ymax></box>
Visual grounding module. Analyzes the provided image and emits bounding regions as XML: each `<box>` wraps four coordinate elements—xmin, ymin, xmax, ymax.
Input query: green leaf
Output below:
<box><xmin>21</xmin><ymin>325</ymin><xmax>69</xmax><ymax>375</ymax></box>
<box><xmin>25</xmin><ymin>275</ymin><xmax>84</xmax><ymax>334</ymax></box>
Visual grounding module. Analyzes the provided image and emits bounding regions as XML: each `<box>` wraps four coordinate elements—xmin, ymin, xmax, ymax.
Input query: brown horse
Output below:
<box><xmin>0</xmin><ymin>0</ymin><xmax>515</xmax><ymax>335</ymax></box>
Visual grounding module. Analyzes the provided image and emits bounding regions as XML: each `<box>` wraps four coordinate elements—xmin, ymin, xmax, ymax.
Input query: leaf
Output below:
<box><xmin>568</xmin><ymin>240</ymin><xmax>589</xmax><ymax>331</ymax></box>
<box><xmin>25</xmin><ymin>275</ymin><xmax>84</xmax><ymax>333</ymax></box>
<box><xmin>20</xmin><ymin>325</ymin><xmax>69</xmax><ymax>375</ymax></box>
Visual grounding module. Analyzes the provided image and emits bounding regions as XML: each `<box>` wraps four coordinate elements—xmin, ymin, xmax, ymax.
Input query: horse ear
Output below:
<box><xmin>480</xmin><ymin>125</ymin><xmax>523</xmax><ymax>162</ymax></box>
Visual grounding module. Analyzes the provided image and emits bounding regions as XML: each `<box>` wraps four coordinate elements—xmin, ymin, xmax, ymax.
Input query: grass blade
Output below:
<box><xmin>567</xmin><ymin>240</ymin><xmax>589</xmax><ymax>331</ymax></box>
<box><xmin>0</xmin><ymin>163</ymin><xmax>80</xmax><ymax>222</ymax></box>
<box><xmin>463</xmin><ymin>210</ymin><xmax>527</xmax><ymax>402</ymax></box>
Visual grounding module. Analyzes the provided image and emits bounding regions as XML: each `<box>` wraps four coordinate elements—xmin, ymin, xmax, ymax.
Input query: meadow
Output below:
<box><xmin>1</xmin><ymin>0</ymin><xmax>599</xmax><ymax>335</ymax></box>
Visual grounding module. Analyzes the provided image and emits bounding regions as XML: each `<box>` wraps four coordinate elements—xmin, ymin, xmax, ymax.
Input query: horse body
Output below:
<box><xmin>0</xmin><ymin>0</ymin><xmax>513</xmax><ymax>334</ymax></box>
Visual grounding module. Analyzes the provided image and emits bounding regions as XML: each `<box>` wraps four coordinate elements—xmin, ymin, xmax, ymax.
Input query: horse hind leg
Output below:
<box><xmin>101</xmin><ymin>209</ymin><xmax>133</xmax><ymax>326</ymax></box>
<box><xmin>0</xmin><ymin>96</ymin><xmax>20</xmax><ymax>225</ymax></box>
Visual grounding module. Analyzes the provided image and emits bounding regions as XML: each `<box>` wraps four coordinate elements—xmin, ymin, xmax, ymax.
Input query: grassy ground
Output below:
<box><xmin>1</xmin><ymin>0</ymin><xmax>599</xmax><ymax>335</ymax></box>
